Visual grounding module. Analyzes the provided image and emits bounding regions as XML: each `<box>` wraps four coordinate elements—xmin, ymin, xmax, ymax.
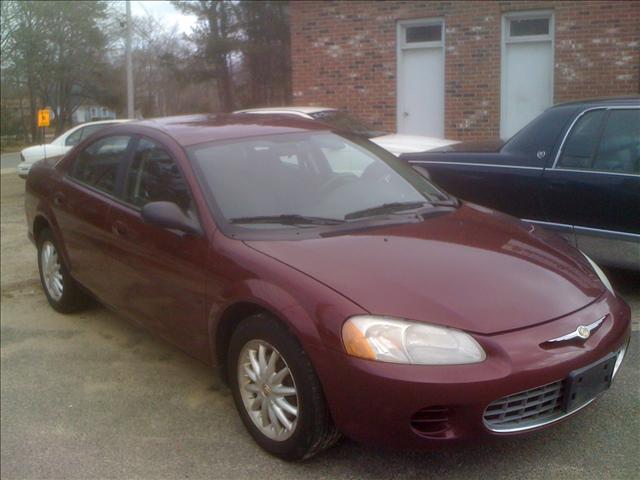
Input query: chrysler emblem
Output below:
<box><xmin>547</xmin><ymin>316</ymin><xmax>606</xmax><ymax>343</ymax></box>
<box><xmin>576</xmin><ymin>325</ymin><xmax>591</xmax><ymax>340</ymax></box>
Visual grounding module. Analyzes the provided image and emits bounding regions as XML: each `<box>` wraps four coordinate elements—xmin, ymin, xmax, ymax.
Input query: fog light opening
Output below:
<box><xmin>410</xmin><ymin>406</ymin><xmax>451</xmax><ymax>437</ymax></box>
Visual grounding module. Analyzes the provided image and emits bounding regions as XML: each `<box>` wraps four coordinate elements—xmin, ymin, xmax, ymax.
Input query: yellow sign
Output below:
<box><xmin>37</xmin><ymin>109</ymin><xmax>50</xmax><ymax>127</ymax></box>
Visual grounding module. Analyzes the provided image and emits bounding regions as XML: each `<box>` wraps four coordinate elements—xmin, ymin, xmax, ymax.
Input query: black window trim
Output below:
<box><xmin>67</xmin><ymin>133</ymin><xmax>137</xmax><ymax>199</ymax></box>
<box><xmin>65</xmin><ymin>132</ymin><xmax>206</xmax><ymax>233</ymax></box>
<box><xmin>118</xmin><ymin>134</ymin><xmax>199</xmax><ymax>216</ymax></box>
<box><xmin>551</xmin><ymin>105</ymin><xmax>640</xmax><ymax>177</ymax></box>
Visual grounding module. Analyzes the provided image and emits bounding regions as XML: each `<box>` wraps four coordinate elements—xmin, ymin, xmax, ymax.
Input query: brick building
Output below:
<box><xmin>290</xmin><ymin>1</ymin><xmax>640</xmax><ymax>141</ymax></box>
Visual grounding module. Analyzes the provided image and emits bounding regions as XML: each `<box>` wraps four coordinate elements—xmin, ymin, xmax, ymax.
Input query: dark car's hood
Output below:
<box><xmin>425</xmin><ymin>139</ymin><xmax>504</xmax><ymax>153</ymax></box>
<box><xmin>246</xmin><ymin>204</ymin><xmax>604</xmax><ymax>335</ymax></box>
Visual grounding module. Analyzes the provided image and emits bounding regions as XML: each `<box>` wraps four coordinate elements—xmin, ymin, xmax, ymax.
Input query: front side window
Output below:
<box><xmin>557</xmin><ymin>110</ymin><xmax>606</xmax><ymax>169</ymax></box>
<box><xmin>70</xmin><ymin>135</ymin><xmax>132</xmax><ymax>195</ymax></box>
<box><xmin>124</xmin><ymin>138</ymin><xmax>192</xmax><ymax>210</ymax></box>
<box><xmin>592</xmin><ymin>109</ymin><xmax>639</xmax><ymax>174</ymax></box>
<box><xmin>189</xmin><ymin>132</ymin><xmax>450</xmax><ymax>228</ymax></box>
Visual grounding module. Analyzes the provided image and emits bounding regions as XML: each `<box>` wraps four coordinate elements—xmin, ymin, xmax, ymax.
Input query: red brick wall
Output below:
<box><xmin>290</xmin><ymin>1</ymin><xmax>640</xmax><ymax>141</ymax></box>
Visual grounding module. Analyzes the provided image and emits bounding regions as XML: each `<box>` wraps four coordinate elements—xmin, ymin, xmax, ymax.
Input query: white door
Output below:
<box><xmin>397</xmin><ymin>20</ymin><xmax>444</xmax><ymax>137</ymax></box>
<box><xmin>501</xmin><ymin>12</ymin><xmax>554</xmax><ymax>139</ymax></box>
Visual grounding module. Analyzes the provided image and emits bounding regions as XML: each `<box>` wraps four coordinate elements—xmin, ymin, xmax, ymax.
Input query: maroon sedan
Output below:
<box><xmin>25</xmin><ymin>114</ymin><xmax>631</xmax><ymax>460</ymax></box>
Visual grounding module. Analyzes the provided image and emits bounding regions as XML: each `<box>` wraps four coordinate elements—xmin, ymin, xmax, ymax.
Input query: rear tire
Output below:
<box><xmin>37</xmin><ymin>228</ymin><xmax>89</xmax><ymax>313</ymax></box>
<box><xmin>228</xmin><ymin>314</ymin><xmax>340</xmax><ymax>460</ymax></box>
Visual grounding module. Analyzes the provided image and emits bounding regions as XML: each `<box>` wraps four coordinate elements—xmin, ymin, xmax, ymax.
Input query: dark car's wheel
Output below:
<box><xmin>37</xmin><ymin>228</ymin><xmax>89</xmax><ymax>313</ymax></box>
<box><xmin>228</xmin><ymin>314</ymin><xmax>340</xmax><ymax>460</ymax></box>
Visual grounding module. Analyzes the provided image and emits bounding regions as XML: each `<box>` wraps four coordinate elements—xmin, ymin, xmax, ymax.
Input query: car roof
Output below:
<box><xmin>75</xmin><ymin>119</ymin><xmax>132</xmax><ymax>127</ymax></box>
<box><xmin>129</xmin><ymin>113</ymin><xmax>331</xmax><ymax>147</ymax></box>
<box><xmin>552</xmin><ymin>96</ymin><xmax>640</xmax><ymax>108</ymax></box>
<box><xmin>234</xmin><ymin>106</ymin><xmax>336</xmax><ymax>115</ymax></box>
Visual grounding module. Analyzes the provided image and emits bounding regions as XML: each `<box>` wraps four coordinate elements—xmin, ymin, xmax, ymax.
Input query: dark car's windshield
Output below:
<box><xmin>189</xmin><ymin>132</ymin><xmax>451</xmax><ymax>230</ymax></box>
<box><xmin>308</xmin><ymin>111</ymin><xmax>385</xmax><ymax>138</ymax></box>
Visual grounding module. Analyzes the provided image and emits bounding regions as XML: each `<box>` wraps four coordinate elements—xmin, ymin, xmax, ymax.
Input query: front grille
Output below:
<box><xmin>483</xmin><ymin>380</ymin><xmax>564</xmax><ymax>432</ymax></box>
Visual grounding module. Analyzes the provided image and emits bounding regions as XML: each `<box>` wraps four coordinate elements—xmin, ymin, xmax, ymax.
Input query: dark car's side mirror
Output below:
<box><xmin>141</xmin><ymin>201</ymin><xmax>202</xmax><ymax>236</ymax></box>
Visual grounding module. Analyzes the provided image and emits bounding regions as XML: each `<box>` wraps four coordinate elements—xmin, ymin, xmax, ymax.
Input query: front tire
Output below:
<box><xmin>37</xmin><ymin>228</ymin><xmax>89</xmax><ymax>313</ymax></box>
<box><xmin>228</xmin><ymin>314</ymin><xmax>340</xmax><ymax>460</ymax></box>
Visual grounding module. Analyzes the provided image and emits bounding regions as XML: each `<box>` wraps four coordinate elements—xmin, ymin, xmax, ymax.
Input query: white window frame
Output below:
<box><xmin>500</xmin><ymin>10</ymin><xmax>555</xmax><ymax>139</ymax></box>
<box><xmin>398</xmin><ymin>18</ymin><xmax>444</xmax><ymax>49</ymax></box>
<box><xmin>396</xmin><ymin>18</ymin><xmax>445</xmax><ymax>134</ymax></box>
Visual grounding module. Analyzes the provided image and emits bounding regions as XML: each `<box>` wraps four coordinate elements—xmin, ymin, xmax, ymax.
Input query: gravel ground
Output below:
<box><xmin>1</xmin><ymin>171</ymin><xmax>639</xmax><ymax>480</ymax></box>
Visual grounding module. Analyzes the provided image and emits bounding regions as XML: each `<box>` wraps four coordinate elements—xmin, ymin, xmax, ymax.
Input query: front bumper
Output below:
<box><xmin>16</xmin><ymin>161</ymin><xmax>31</xmax><ymax>178</ymax></box>
<box><xmin>308</xmin><ymin>292</ymin><xmax>631</xmax><ymax>449</ymax></box>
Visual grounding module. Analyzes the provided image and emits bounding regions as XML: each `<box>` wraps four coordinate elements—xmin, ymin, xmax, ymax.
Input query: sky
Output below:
<box><xmin>129</xmin><ymin>0</ymin><xmax>198</xmax><ymax>34</ymax></box>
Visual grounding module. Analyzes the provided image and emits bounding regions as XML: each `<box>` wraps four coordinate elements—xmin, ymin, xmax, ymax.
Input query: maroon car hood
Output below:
<box><xmin>246</xmin><ymin>204</ymin><xmax>605</xmax><ymax>335</ymax></box>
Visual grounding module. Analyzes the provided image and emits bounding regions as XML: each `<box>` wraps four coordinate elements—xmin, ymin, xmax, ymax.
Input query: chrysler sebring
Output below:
<box><xmin>25</xmin><ymin>114</ymin><xmax>631</xmax><ymax>460</ymax></box>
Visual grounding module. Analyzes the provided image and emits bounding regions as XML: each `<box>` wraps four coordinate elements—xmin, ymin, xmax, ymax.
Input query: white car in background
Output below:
<box><xmin>16</xmin><ymin>119</ymin><xmax>131</xmax><ymax>178</ymax></box>
<box><xmin>234</xmin><ymin>106</ymin><xmax>459</xmax><ymax>156</ymax></box>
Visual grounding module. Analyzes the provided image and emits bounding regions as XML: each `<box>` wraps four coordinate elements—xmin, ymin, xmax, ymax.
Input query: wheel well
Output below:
<box><xmin>214</xmin><ymin>302</ymin><xmax>288</xmax><ymax>380</ymax></box>
<box><xmin>33</xmin><ymin>216</ymin><xmax>51</xmax><ymax>243</ymax></box>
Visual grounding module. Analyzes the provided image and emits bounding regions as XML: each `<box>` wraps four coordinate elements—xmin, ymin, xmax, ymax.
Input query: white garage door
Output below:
<box><xmin>501</xmin><ymin>12</ymin><xmax>554</xmax><ymax>139</ymax></box>
<box><xmin>397</xmin><ymin>20</ymin><xmax>445</xmax><ymax>137</ymax></box>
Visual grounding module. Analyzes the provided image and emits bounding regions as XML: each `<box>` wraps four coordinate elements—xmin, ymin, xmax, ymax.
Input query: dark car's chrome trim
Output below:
<box><xmin>551</xmin><ymin>105</ymin><xmax>640</xmax><ymax>169</ymax></box>
<box><xmin>523</xmin><ymin>219</ymin><xmax>574</xmax><ymax>233</ymax></box>
<box><xmin>552</xmin><ymin>168</ymin><xmax>640</xmax><ymax>178</ymax></box>
<box><xmin>523</xmin><ymin>219</ymin><xmax>640</xmax><ymax>242</ymax></box>
<box><xmin>573</xmin><ymin>225</ymin><xmax>640</xmax><ymax>241</ymax></box>
<box><xmin>410</xmin><ymin>160</ymin><xmax>543</xmax><ymax>170</ymax></box>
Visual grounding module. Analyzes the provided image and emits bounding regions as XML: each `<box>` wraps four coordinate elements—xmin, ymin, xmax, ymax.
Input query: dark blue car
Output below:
<box><xmin>402</xmin><ymin>98</ymin><xmax>639</xmax><ymax>271</ymax></box>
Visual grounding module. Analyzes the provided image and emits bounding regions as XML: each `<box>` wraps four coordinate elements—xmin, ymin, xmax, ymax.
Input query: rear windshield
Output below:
<box><xmin>502</xmin><ymin>105</ymin><xmax>579</xmax><ymax>157</ymax></box>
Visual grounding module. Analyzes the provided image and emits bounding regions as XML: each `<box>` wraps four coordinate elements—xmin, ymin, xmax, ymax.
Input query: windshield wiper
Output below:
<box><xmin>344</xmin><ymin>201</ymin><xmax>428</xmax><ymax>220</ymax></box>
<box><xmin>344</xmin><ymin>199</ymin><xmax>459</xmax><ymax>220</ymax></box>
<box><xmin>229</xmin><ymin>214</ymin><xmax>345</xmax><ymax>226</ymax></box>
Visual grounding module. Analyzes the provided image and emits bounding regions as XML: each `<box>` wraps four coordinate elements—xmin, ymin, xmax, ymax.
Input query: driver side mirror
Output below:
<box><xmin>141</xmin><ymin>201</ymin><xmax>202</xmax><ymax>236</ymax></box>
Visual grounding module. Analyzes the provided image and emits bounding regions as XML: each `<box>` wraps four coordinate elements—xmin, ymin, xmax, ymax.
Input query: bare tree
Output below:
<box><xmin>173</xmin><ymin>0</ymin><xmax>239</xmax><ymax>112</ymax></box>
<box><xmin>1</xmin><ymin>1</ymin><xmax>110</xmax><ymax>138</ymax></box>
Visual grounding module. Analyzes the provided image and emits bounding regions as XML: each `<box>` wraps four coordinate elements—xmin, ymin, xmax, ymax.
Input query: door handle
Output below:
<box><xmin>53</xmin><ymin>192</ymin><xmax>65</xmax><ymax>206</ymax></box>
<box><xmin>112</xmin><ymin>221</ymin><xmax>128</xmax><ymax>236</ymax></box>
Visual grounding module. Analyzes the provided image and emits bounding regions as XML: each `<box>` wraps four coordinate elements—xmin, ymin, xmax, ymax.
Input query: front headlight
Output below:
<box><xmin>342</xmin><ymin>316</ymin><xmax>486</xmax><ymax>365</ymax></box>
<box><xmin>581</xmin><ymin>251</ymin><xmax>614</xmax><ymax>295</ymax></box>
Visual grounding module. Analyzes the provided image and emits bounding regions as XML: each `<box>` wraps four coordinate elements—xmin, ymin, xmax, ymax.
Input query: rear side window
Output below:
<box><xmin>124</xmin><ymin>138</ymin><xmax>192</xmax><ymax>211</ymax></box>
<box><xmin>70</xmin><ymin>135</ymin><xmax>132</xmax><ymax>195</ymax></box>
<box><xmin>592</xmin><ymin>109</ymin><xmax>639</xmax><ymax>174</ymax></box>
<box><xmin>81</xmin><ymin>124</ymin><xmax>111</xmax><ymax>141</ymax></box>
<box><xmin>557</xmin><ymin>110</ymin><xmax>606</xmax><ymax>169</ymax></box>
<box><xmin>65</xmin><ymin>128</ymin><xmax>84</xmax><ymax>146</ymax></box>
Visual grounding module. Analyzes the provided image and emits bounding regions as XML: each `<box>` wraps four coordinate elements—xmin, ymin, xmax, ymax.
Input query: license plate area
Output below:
<box><xmin>563</xmin><ymin>353</ymin><xmax>617</xmax><ymax>412</ymax></box>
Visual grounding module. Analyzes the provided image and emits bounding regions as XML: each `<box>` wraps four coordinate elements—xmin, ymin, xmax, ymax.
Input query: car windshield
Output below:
<box><xmin>308</xmin><ymin>111</ymin><xmax>384</xmax><ymax>138</ymax></box>
<box><xmin>189</xmin><ymin>132</ymin><xmax>452</xmax><ymax>230</ymax></box>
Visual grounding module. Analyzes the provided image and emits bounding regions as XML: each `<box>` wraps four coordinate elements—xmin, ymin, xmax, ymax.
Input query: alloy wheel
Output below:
<box><xmin>41</xmin><ymin>240</ymin><xmax>64</xmax><ymax>301</ymax></box>
<box><xmin>237</xmin><ymin>339</ymin><xmax>300</xmax><ymax>441</ymax></box>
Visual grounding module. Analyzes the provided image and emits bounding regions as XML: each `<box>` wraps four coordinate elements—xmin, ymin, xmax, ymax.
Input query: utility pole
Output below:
<box><xmin>125</xmin><ymin>0</ymin><xmax>134</xmax><ymax>118</ymax></box>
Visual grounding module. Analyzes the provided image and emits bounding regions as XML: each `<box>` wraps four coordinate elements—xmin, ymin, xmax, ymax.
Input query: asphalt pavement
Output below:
<box><xmin>1</xmin><ymin>171</ymin><xmax>639</xmax><ymax>479</ymax></box>
<box><xmin>1</xmin><ymin>152</ymin><xmax>21</xmax><ymax>171</ymax></box>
